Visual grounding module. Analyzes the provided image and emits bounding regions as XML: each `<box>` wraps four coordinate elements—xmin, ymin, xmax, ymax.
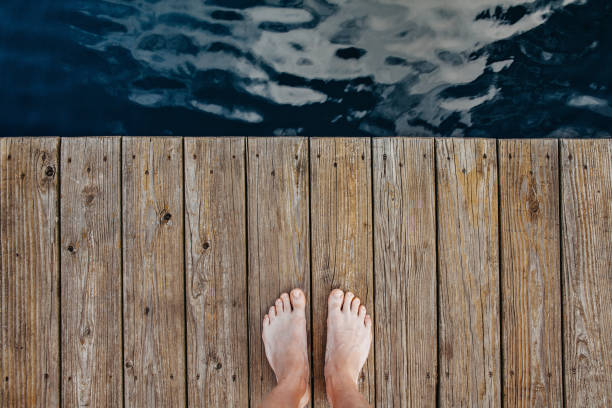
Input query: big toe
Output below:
<box><xmin>290</xmin><ymin>288</ymin><xmax>306</xmax><ymax>311</ymax></box>
<box><xmin>328</xmin><ymin>289</ymin><xmax>344</xmax><ymax>312</ymax></box>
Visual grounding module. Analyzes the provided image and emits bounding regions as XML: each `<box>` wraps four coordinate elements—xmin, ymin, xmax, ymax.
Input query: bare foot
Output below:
<box><xmin>262</xmin><ymin>289</ymin><xmax>309</xmax><ymax>407</ymax></box>
<box><xmin>324</xmin><ymin>289</ymin><xmax>372</xmax><ymax>384</ymax></box>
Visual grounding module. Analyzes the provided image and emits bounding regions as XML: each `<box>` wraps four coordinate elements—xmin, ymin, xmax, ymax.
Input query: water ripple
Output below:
<box><xmin>0</xmin><ymin>0</ymin><xmax>610</xmax><ymax>136</ymax></box>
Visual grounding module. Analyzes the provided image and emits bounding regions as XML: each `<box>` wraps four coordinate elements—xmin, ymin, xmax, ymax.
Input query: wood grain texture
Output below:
<box><xmin>499</xmin><ymin>140</ymin><xmax>563</xmax><ymax>407</ymax></box>
<box><xmin>310</xmin><ymin>137</ymin><xmax>375</xmax><ymax>407</ymax></box>
<box><xmin>122</xmin><ymin>137</ymin><xmax>185</xmax><ymax>407</ymax></box>
<box><xmin>247</xmin><ymin>137</ymin><xmax>311</xmax><ymax>408</ymax></box>
<box><xmin>435</xmin><ymin>138</ymin><xmax>501</xmax><ymax>407</ymax></box>
<box><xmin>60</xmin><ymin>137</ymin><xmax>123</xmax><ymax>407</ymax></box>
<box><xmin>561</xmin><ymin>139</ymin><xmax>612</xmax><ymax>407</ymax></box>
<box><xmin>373</xmin><ymin>138</ymin><xmax>437</xmax><ymax>408</ymax></box>
<box><xmin>184</xmin><ymin>138</ymin><xmax>248</xmax><ymax>407</ymax></box>
<box><xmin>0</xmin><ymin>138</ymin><xmax>60</xmax><ymax>407</ymax></box>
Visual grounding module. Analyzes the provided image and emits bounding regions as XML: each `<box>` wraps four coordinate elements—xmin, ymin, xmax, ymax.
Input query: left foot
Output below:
<box><xmin>262</xmin><ymin>289</ymin><xmax>310</xmax><ymax>407</ymax></box>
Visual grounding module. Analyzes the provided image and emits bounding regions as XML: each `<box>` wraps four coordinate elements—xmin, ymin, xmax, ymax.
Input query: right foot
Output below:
<box><xmin>324</xmin><ymin>289</ymin><xmax>372</xmax><ymax>384</ymax></box>
<box><xmin>262</xmin><ymin>289</ymin><xmax>310</xmax><ymax>407</ymax></box>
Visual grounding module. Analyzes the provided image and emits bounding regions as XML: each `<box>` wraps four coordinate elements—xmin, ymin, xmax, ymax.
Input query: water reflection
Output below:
<box><xmin>0</xmin><ymin>0</ymin><xmax>610</xmax><ymax>136</ymax></box>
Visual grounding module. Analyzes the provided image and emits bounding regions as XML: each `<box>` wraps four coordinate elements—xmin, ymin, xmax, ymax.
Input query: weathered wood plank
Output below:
<box><xmin>0</xmin><ymin>138</ymin><xmax>60</xmax><ymax>407</ymax></box>
<box><xmin>122</xmin><ymin>137</ymin><xmax>185</xmax><ymax>407</ymax></box>
<box><xmin>435</xmin><ymin>138</ymin><xmax>501</xmax><ymax>407</ymax></box>
<box><xmin>247</xmin><ymin>137</ymin><xmax>311</xmax><ymax>407</ymax></box>
<box><xmin>60</xmin><ymin>137</ymin><xmax>123</xmax><ymax>407</ymax></box>
<box><xmin>499</xmin><ymin>140</ymin><xmax>563</xmax><ymax>407</ymax></box>
<box><xmin>184</xmin><ymin>137</ymin><xmax>248</xmax><ymax>407</ymax></box>
<box><xmin>561</xmin><ymin>139</ymin><xmax>612</xmax><ymax>407</ymax></box>
<box><xmin>310</xmin><ymin>137</ymin><xmax>375</xmax><ymax>407</ymax></box>
<box><xmin>373</xmin><ymin>138</ymin><xmax>437</xmax><ymax>407</ymax></box>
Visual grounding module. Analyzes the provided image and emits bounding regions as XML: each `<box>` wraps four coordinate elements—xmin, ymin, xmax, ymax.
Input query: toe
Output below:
<box><xmin>290</xmin><ymin>288</ymin><xmax>306</xmax><ymax>310</ymax></box>
<box><xmin>342</xmin><ymin>292</ymin><xmax>355</xmax><ymax>312</ymax></box>
<box><xmin>358</xmin><ymin>305</ymin><xmax>366</xmax><ymax>321</ymax></box>
<box><xmin>275</xmin><ymin>298</ymin><xmax>284</xmax><ymax>314</ymax></box>
<box><xmin>365</xmin><ymin>314</ymin><xmax>372</xmax><ymax>329</ymax></box>
<box><xmin>281</xmin><ymin>293</ymin><xmax>291</xmax><ymax>312</ymax></box>
<box><xmin>328</xmin><ymin>289</ymin><xmax>344</xmax><ymax>312</ymax></box>
<box><xmin>351</xmin><ymin>297</ymin><xmax>361</xmax><ymax>314</ymax></box>
<box><xmin>269</xmin><ymin>306</ymin><xmax>276</xmax><ymax>321</ymax></box>
<box><xmin>263</xmin><ymin>314</ymin><xmax>270</xmax><ymax>327</ymax></box>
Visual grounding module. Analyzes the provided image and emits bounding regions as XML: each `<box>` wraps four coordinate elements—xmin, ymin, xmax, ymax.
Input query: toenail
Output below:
<box><xmin>334</xmin><ymin>290</ymin><xmax>342</xmax><ymax>297</ymax></box>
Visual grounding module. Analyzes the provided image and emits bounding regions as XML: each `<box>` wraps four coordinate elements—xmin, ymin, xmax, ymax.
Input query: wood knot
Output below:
<box><xmin>125</xmin><ymin>361</ymin><xmax>133</xmax><ymax>369</ymax></box>
<box><xmin>82</xmin><ymin>185</ymin><xmax>99</xmax><ymax>206</ymax></box>
<box><xmin>161</xmin><ymin>211</ymin><xmax>172</xmax><ymax>223</ymax></box>
<box><xmin>202</xmin><ymin>242</ymin><xmax>210</xmax><ymax>250</ymax></box>
<box><xmin>67</xmin><ymin>245</ymin><xmax>75</xmax><ymax>253</ymax></box>
<box><xmin>144</xmin><ymin>307</ymin><xmax>150</xmax><ymax>315</ymax></box>
<box><xmin>45</xmin><ymin>166</ymin><xmax>55</xmax><ymax>178</ymax></box>
<box><xmin>215</xmin><ymin>363</ymin><xmax>222</xmax><ymax>370</ymax></box>
<box><xmin>232</xmin><ymin>374</ymin><xmax>237</xmax><ymax>382</ymax></box>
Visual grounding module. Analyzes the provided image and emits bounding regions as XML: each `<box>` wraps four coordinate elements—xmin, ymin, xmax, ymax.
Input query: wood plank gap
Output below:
<box><xmin>434</xmin><ymin>138</ymin><xmax>441</xmax><ymax>408</ymax></box>
<box><xmin>245</xmin><ymin>137</ymin><xmax>251</xmax><ymax>408</ymax></box>
<box><xmin>57</xmin><ymin>137</ymin><xmax>63</xmax><ymax>408</ymax></box>
<box><xmin>120</xmin><ymin>136</ymin><xmax>126</xmax><ymax>408</ymax></box>
<box><xmin>307</xmin><ymin>136</ymin><xmax>315</xmax><ymax>408</ymax></box>
<box><xmin>557</xmin><ymin>139</ymin><xmax>566</xmax><ymax>408</ymax></box>
<box><xmin>182</xmin><ymin>137</ymin><xmax>188</xmax><ymax>408</ymax></box>
<box><xmin>497</xmin><ymin>138</ymin><xmax>504</xmax><ymax>408</ymax></box>
<box><xmin>369</xmin><ymin>137</ymin><xmax>377</xmax><ymax>408</ymax></box>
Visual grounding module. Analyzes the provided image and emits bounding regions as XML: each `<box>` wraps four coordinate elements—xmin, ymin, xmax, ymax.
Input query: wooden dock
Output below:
<box><xmin>1</xmin><ymin>137</ymin><xmax>610</xmax><ymax>407</ymax></box>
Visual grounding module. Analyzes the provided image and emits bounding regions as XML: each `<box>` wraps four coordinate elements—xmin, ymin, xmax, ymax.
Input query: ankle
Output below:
<box><xmin>324</xmin><ymin>366</ymin><xmax>358</xmax><ymax>397</ymax></box>
<box><xmin>277</xmin><ymin>371</ymin><xmax>309</xmax><ymax>397</ymax></box>
<box><xmin>324</xmin><ymin>363</ymin><xmax>358</xmax><ymax>386</ymax></box>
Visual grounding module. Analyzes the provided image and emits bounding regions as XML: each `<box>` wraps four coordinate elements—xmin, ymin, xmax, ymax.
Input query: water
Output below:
<box><xmin>0</xmin><ymin>0</ymin><xmax>610</xmax><ymax>137</ymax></box>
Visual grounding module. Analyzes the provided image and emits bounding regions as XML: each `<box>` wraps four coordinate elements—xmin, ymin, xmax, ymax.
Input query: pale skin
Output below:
<box><xmin>260</xmin><ymin>288</ymin><xmax>372</xmax><ymax>408</ymax></box>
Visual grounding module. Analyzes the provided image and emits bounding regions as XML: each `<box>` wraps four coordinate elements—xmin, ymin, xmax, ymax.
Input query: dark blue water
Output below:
<box><xmin>1</xmin><ymin>0</ymin><xmax>610</xmax><ymax>137</ymax></box>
